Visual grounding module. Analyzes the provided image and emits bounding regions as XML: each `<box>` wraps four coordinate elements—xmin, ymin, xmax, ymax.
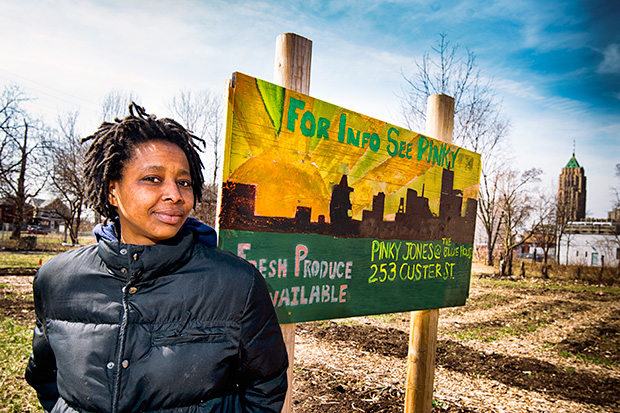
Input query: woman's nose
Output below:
<box><xmin>162</xmin><ymin>181</ymin><xmax>184</xmax><ymax>202</ymax></box>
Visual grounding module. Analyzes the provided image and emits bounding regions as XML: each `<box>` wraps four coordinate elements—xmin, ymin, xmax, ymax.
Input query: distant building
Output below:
<box><xmin>31</xmin><ymin>198</ymin><xmax>66</xmax><ymax>230</ymax></box>
<box><xmin>557</xmin><ymin>153</ymin><xmax>586</xmax><ymax>222</ymax></box>
<box><xmin>517</xmin><ymin>224</ymin><xmax>557</xmax><ymax>263</ymax></box>
<box><xmin>0</xmin><ymin>198</ymin><xmax>34</xmax><ymax>228</ymax></box>
<box><xmin>555</xmin><ymin>151</ymin><xmax>620</xmax><ymax>267</ymax></box>
<box><xmin>557</xmin><ymin>220</ymin><xmax>619</xmax><ymax>267</ymax></box>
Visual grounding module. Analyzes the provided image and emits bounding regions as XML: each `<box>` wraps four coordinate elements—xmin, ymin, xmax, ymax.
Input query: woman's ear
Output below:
<box><xmin>108</xmin><ymin>182</ymin><xmax>118</xmax><ymax>207</ymax></box>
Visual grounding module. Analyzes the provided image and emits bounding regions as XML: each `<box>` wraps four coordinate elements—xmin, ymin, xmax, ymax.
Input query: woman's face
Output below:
<box><xmin>108</xmin><ymin>140</ymin><xmax>194</xmax><ymax>245</ymax></box>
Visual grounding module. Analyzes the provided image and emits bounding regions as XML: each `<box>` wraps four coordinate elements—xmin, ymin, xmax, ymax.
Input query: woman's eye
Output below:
<box><xmin>144</xmin><ymin>176</ymin><xmax>161</xmax><ymax>183</ymax></box>
<box><xmin>178</xmin><ymin>180</ymin><xmax>192</xmax><ymax>188</ymax></box>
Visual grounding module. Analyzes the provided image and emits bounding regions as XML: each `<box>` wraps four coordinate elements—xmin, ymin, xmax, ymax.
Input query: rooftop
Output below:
<box><xmin>565</xmin><ymin>155</ymin><xmax>581</xmax><ymax>169</ymax></box>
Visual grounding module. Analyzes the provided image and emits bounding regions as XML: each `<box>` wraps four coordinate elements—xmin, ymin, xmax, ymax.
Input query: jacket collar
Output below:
<box><xmin>93</xmin><ymin>216</ymin><xmax>217</xmax><ymax>247</ymax></box>
<box><xmin>97</xmin><ymin>226</ymin><xmax>196</xmax><ymax>283</ymax></box>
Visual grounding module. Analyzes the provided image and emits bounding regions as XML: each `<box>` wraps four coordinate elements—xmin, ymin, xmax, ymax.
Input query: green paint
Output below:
<box><xmin>417</xmin><ymin>135</ymin><xmax>429</xmax><ymax>160</ymax></box>
<box><xmin>335</xmin><ymin>113</ymin><xmax>381</xmax><ymax>153</ymax></box>
<box><xmin>398</xmin><ymin>140</ymin><xmax>413</xmax><ymax>159</ymax></box>
<box><xmin>286</xmin><ymin>97</ymin><xmax>305</xmax><ymax>133</ymax></box>
<box><xmin>300</xmin><ymin>110</ymin><xmax>316</xmax><ymax>137</ymax></box>
<box><xmin>220</xmin><ymin>230</ymin><xmax>472</xmax><ymax>323</ymax></box>
<box><xmin>386</xmin><ymin>127</ymin><xmax>399</xmax><ymax>156</ymax></box>
<box><xmin>287</xmin><ymin>97</ymin><xmax>330</xmax><ymax>142</ymax></box>
<box><xmin>417</xmin><ymin>135</ymin><xmax>460</xmax><ymax>168</ymax></box>
<box><xmin>431</xmin><ymin>140</ymin><xmax>440</xmax><ymax>164</ymax></box>
<box><xmin>286</xmin><ymin>93</ymin><xmax>468</xmax><ymax>167</ymax></box>
<box><xmin>368</xmin><ymin>133</ymin><xmax>380</xmax><ymax>152</ymax></box>
<box><xmin>338</xmin><ymin>113</ymin><xmax>347</xmax><ymax>143</ymax></box>
<box><xmin>256</xmin><ymin>78</ymin><xmax>285</xmax><ymax>134</ymax></box>
<box><xmin>451</xmin><ymin>147</ymin><xmax>460</xmax><ymax>168</ymax></box>
<box><xmin>252</xmin><ymin>75</ymin><xmax>472</xmax><ymax>172</ymax></box>
<box><xmin>347</xmin><ymin>128</ymin><xmax>360</xmax><ymax>147</ymax></box>
<box><xmin>317</xmin><ymin>117</ymin><xmax>330</xmax><ymax>140</ymax></box>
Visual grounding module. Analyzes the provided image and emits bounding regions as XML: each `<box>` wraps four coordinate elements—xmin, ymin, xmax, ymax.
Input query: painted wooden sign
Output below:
<box><xmin>219</xmin><ymin>72</ymin><xmax>481</xmax><ymax>323</ymax></box>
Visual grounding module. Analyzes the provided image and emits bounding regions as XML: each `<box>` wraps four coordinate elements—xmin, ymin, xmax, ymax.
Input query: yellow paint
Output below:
<box><xmin>223</xmin><ymin>73</ymin><xmax>481</xmax><ymax>222</ymax></box>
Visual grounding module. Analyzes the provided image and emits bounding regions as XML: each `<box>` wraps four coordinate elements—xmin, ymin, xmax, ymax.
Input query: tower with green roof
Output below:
<box><xmin>558</xmin><ymin>152</ymin><xmax>586</xmax><ymax>222</ymax></box>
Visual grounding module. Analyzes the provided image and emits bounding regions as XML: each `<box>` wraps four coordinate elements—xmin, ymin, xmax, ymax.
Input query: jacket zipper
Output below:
<box><xmin>112</xmin><ymin>284</ymin><xmax>131</xmax><ymax>413</ymax></box>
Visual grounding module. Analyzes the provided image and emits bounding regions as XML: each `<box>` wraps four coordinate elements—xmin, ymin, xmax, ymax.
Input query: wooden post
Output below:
<box><xmin>273</xmin><ymin>32</ymin><xmax>312</xmax><ymax>413</ymax></box>
<box><xmin>274</xmin><ymin>33</ymin><xmax>312</xmax><ymax>94</ymax></box>
<box><xmin>404</xmin><ymin>94</ymin><xmax>454</xmax><ymax>413</ymax></box>
<box><xmin>424</xmin><ymin>94</ymin><xmax>454</xmax><ymax>144</ymax></box>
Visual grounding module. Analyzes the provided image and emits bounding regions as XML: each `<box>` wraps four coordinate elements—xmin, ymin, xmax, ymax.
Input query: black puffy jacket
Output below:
<box><xmin>25</xmin><ymin>223</ymin><xmax>288</xmax><ymax>412</ymax></box>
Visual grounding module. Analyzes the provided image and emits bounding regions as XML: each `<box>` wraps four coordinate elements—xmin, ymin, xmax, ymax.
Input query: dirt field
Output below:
<box><xmin>2</xmin><ymin>263</ymin><xmax>619</xmax><ymax>412</ymax></box>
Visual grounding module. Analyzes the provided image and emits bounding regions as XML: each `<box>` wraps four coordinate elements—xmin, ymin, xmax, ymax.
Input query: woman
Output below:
<box><xmin>25</xmin><ymin>104</ymin><xmax>288</xmax><ymax>412</ymax></box>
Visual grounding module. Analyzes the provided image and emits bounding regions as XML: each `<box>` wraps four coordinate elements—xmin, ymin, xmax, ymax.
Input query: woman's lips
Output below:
<box><xmin>153</xmin><ymin>211</ymin><xmax>185</xmax><ymax>225</ymax></box>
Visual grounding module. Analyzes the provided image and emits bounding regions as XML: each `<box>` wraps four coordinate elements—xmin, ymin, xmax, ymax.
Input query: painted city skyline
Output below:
<box><xmin>220</xmin><ymin>167</ymin><xmax>477</xmax><ymax>244</ymax></box>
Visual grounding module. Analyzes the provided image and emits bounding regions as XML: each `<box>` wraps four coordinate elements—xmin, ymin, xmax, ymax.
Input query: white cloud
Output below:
<box><xmin>494</xmin><ymin>78</ymin><xmax>589</xmax><ymax>116</ymax></box>
<box><xmin>597</xmin><ymin>43</ymin><xmax>620</xmax><ymax>75</ymax></box>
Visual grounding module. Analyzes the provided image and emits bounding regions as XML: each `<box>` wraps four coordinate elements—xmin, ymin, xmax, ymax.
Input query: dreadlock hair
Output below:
<box><xmin>82</xmin><ymin>103</ymin><xmax>205</xmax><ymax>219</ymax></box>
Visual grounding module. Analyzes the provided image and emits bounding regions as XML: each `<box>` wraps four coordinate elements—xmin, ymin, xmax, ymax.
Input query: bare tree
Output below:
<box><xmin>475</xmin><ymin>150</ymin><xmax>514</xmax><ymax>266</ymax></box>
<box><xmin>532</xmin><ymin>186</ymin><xmax>558</xmax><ymax>277</ymax></box>
<box><xmin>608</xmin><ymin>163</ymin><xmax>620</xmax><ymax>276</ymax></box>
<box><xmin>101</xmin><ymin>90</ymin><xmax>140</xmax><ymax>122</ymax></box>
<box><xmin>0</xmin><ymin>85</ymin><xmax>28</xmax><ymax>180</ymax></box>
<box><xmin>612</xmin><ymin>163</ymin><xmax>620</xmax><ymax>214</ymax></box>
<box><xmin>400</xmin><ymin>33</ymin><xmax>510</xmax><ymax>266</ymax></box>
<box><xmin>498</xmin><ymin>168</ymin><xmax>542</xmax><ymax>276</ymax></box>
<box><xmin>167</xmin><ymin>89</ymin><xmax>223</xmax><ymax>185</ymax></box>
<box><xmin>48</xmin><ymin>111</ymin><xmax>87</xmax><ymax>245</ymax></box>
<box><xmin>477</xmin><ymin>164</ymin><xmax>502</xmax><ymax>266</ymax></box>
<box><xmin>400</xmin><ymin>33</ymin><xmax>509</xmax><ymax>153</ymax></box>
<box><xmin>555</xmin><ymin>194</ymin><xmax>576</xmax><ymax>263</ymax></box>
<box><xmin>0</xmin><ymin>85</ymin><xmax>51</xmax><ymax>240</ymax></box>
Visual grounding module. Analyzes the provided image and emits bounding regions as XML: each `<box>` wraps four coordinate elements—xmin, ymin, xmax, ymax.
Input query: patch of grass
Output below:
<box><xmin>454</xmin><ymin>327</ymin><xmax>498</xmax><ymax>341</ymax></box>
<box><xmin>549</xmin><ymin>283</ymin><xmax>620</xmax><ymax>295</ymax></box>
<box><xmin>558</xmin><ymin>349</ymin><xmax>615</xmax><ymax>366</ymax></box>
<box><xmin>501</xmin><ymin>326</ymin><xmax>519</xmax><ymax>336</ymax></box>
<box><xmin>481</xmin><ymin>293</ymin><xmax>507</xmax><ymax>301</ymax></box>
<box><xmin>317</xmin><ymin>320</ymin><xmax>339</xmax><ymax>329</ymax></box>
<box><xmin>368</xmin><ymin>313</ymin><xmax>401</xmax><ymax>323</ymax></box>
<box><xmin>335</xmin><ymin>318</ymin><xmax>360</xmax><ymax>327</ymax></box>
<box><xmin>0</xmin><ymin>317</ymin><xmax>42</xmax><ymax>412</ymax></box>
<box><xmin>484</xmin><ymin>335</ymin><xmax>500</xmax><ymax>342</ymax></box>
<box><xmin>0</xmin><ymin>253</ymin><xmax>55</xmax><ymax>269</ymax></box>
<box><xmin>480</xmin><ymin>293</ymin><xmax>509</xmax><ymax>308</ymax></box>
<box><xmin>475</xmin><ymin>278</ymin><xmax>620</xmax><ymax>295</ymax></box>
<box><xmin>0</xmin><ymin>232</ymin><xmax>95</xmax><ymax>254</ymax></box>
<box><xmin>450</xmin><ymin>318</ymin><xmax>548</xmax><ymax>343</ymax></box>
<box><xmin>555</xmin><ymin>321</ymin><xmax>620</xmax><ymax>366</ymax></box>
<box><xmin>574</xmin><ymin>353</ymin><xmax>615</xmax><ymax>366</ymax></box>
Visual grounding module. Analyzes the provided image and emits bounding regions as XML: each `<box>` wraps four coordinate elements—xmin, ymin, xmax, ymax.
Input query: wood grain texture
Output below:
<box><xmin>274</xmin><ymin>33</ymin><xmax>312</xmax><ymax>95</ymax></box>
<box><xmin>274</xmin><ymin>32</ymin><xmax>312</xmax><ymax>413</ymax></box>
<box><xmin>406</xmin><ymin>94</ymin><xmax>455</xmax><ymax>413</ymax></box>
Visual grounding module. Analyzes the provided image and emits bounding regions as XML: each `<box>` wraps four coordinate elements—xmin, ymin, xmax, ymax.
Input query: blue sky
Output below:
<box><xmin>1</xmin><ymin>0</ymin><xmax>619</xmax><ymax>217</ymax></box>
